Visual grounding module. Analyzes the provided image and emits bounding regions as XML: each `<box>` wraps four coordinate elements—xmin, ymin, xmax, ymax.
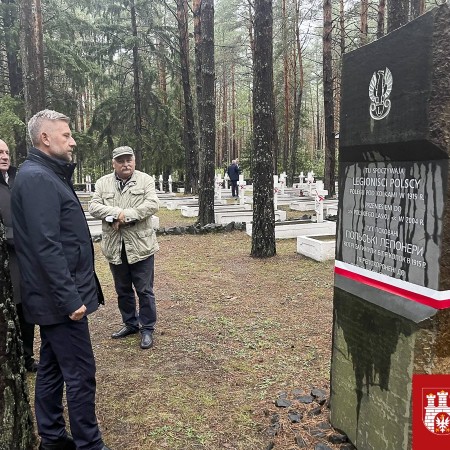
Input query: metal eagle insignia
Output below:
<box><xmin>369</xmin><ymin>67</ymin><xmax>393</xmax><ymax>120</ymax></box>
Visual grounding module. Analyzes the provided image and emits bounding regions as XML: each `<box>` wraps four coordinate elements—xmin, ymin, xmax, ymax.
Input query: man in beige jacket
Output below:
<box><xmin>89</xmin><ymin>146</ymin><xmax>159</xmax><ymax>349</ymax></box>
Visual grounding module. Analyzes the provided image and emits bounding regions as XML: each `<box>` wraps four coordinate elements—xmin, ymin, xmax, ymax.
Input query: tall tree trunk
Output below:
<box><xmin>0</xmin><ymin>222</ymin><xmax>35</xmax><ymax>450</ymax></box>
<box><xmin>251</xmin><ymin>0</ymin><xmax>276</xmax><ymax>258</ymax></box>
<box><xmin>377</xmin><ymin>0</ymin><xmax>386</xmax><ymax>39</ymax></box>
<box><xmin>220</xmin><ymin>72</ymin><xmax>228</xmax><ymax>167</ymax></box>
<box><xmin>323</xmin><ymin>0</ymin><xmax>336</xmax><ymax>196</ymax></box>
<box><xmin>290</xmin><ymin>0</ymin><xmax>304</xmax><ymax>185</ymax></box>
<box><xmin>282</xmin><ymin>0</ymin><xmax>289</xmax><ymax>174</ymax></box>
<box><xmin>197</xmin><ymin>0</ymin><xmax>215</xmax><ymax>226</ymax></box>
<box><xmin>193</xmin><ymin>0</ymin><xmax>203</xmax><ymax>178</ymax></box>
<box><xmin>19</xmin><ymin>0</ymin><xmax>45</xmax><ymax>122</ymax></box>
<box><xmin>157</xmin><ymin>40</ymin><xmax>168</xmax><ymax>105</ymax></box>
<box><xmin>231</xmin><ymin>62</ymin><xmax>237</xmax><ymax>161</ymax></box>
<box><xmin>340</xmin><ymin>0</ymin><xmax>345</xmax><ymax>54</ymax></box>
<box><xmin>130</xmin><ymin>0</ymin><xmax>143</xmax><ymax>169</ymax></box>
<box><xmin>410</xmin><ymin>0</ymin><xmax>425</xmax><ymax>19</ymax></box>
<box><xmin>316</xmin><ymin>81</ymin><xmax>321</xmax><ymax>154</ymax></box>
<box><xmin>3</xmin><ymin>0</ymin><xmax>23</xmax><ymax>97</ymax></box>
<box><xmin>387</xmin><ymin>0</ymin><xmax>409</xmax><ymax>33</ymax></box>
<box><xmin>247</xmin><ymin>3</ymin><xmax>255</xmax><ymax>60</ymax></box>
<box><xmin>360</xmin><ymin>0</ymin><xmax>369</xmax><ymax>45</ymax></box>
<box><xmin>177</xmin><ymin>0</ymin><xmax>199</xmax><ymax>194</ymax></box>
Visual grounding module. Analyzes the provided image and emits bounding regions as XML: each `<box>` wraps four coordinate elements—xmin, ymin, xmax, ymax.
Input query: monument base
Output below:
<box><xmin>330</xmin><ymin>290</ymin><xmax>450</xmax><ymax>449</ymax></box>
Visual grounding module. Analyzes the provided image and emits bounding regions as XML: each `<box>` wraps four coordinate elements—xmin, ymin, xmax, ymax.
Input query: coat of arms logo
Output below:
<box><xmin>424</xmin><ymin>390</ymin><xmax>450</xmax><ymax>435</ymax></box>
<box><xmin>369</xmin><ymin>67</ymin><xmax>393</xmax><ymax>120</ymax></box>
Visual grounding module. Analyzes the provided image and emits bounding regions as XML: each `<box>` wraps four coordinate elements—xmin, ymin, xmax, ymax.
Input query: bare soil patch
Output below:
<box><xmin>29</xmin><ymin>208</ymin><xmax>342</xmax><ymax>449</ymax></box>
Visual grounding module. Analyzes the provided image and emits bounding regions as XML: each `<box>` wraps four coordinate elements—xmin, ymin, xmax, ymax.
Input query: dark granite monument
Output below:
<box><xmin>331</xmin><ymin>5</ymin><xmax>450</xmax><ymax>449</ymax></box>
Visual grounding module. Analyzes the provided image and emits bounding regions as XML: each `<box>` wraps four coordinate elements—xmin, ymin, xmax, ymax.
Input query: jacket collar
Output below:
<box><xmin>0</xmin><ymin>166</ymin><xmax>17</xmax><ymax>188</ymax></box>
<box><xmin>27</xmin><ymin>147</ymin><xmax>76</xmax><ymax>180</ymax></box>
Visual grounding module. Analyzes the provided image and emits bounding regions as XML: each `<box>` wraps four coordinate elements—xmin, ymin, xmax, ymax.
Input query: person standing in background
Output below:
<box><xmin>227</xmin><ymin>159</ymin><xmax>241</xmax><ymax>197</ymax></box>
<box><xmin>0</xmin><ymin>138</ymin><xmax>37</xmax><ymax>372</ymax></box>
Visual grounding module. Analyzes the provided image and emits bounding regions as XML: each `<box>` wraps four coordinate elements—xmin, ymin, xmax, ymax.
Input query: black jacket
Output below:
<box><xmin>0</xmin><ymin>166</ymin><xmax>22</xmax><ymax>304</ymax></box>
<box><xmin>11</xmin><ymin>148</ymin><xmax>101</xmax><ymax>325</ymax></box>
<box><xmin>0</xmin><ymin>166</ymin><xmax>17</xmax><ymax>244</ymax></box>
<box><xmin>227</xmin><ymin>163</ymin><xmax>240</xmax><ymax>181</ymax></box>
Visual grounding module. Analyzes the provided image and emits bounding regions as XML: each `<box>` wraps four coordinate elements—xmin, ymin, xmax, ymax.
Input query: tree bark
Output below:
<box><xmin>177</xmin><ymin>0</ymin><xmax>199</xmax><ymax>194</ymax></box>
<box><xmin>410</xmin><ymin>0</ymin><xmax>425</xmax><ymax>19</ymax></box>
<box><xmin>197</xmin><ymin>0</ymin><xmax>215</xmax><ymax>226</ymax></box>
<box><xmin>0</xmin><ymin>221</ymin><xmax>35</xmax><ymax>450</ymax></box>
<box><xmin>231</xmin><ymin>62</ymin><xmax>237</xmax><ymax>161</ymax></box>
<box><xmin>282</xmin><ymin>0</ymin><xmax>289</xmax><ymax>174</ymax></box>
<box><xmin>2</xmin><ymin>0</ymin><xmax>23</xmax><ymax>97</ymax></box>
<box><xmin>193</xmin><ymin>0</ymin><xmax>203</xmax><ymax>174</ymax></box>
<box><xmin>377</xmin><ymin>0</ymin><xmax>386</xmax><ymax>39</ymax></box>
<box><xmin>323</xmin><ymin>0</ymin><xmax>336</xmax><ymax>196</ymax></box>
<box><xmin>360</xmin><ymin>0</ymin><xmax>369</xmax><ymax>45</ymax></box>
<box><xmin>220</xmin><ymin>72</ymin><xmax>228</xmax><ymax>167</ymax></box>
<box><xmin>387</xmin><ymin>0</ymin><xmax>409</xmax><ymax>33</ymax></box>
<box><xmin>290</xmin><ymin>0</ymin><xmax>304</xmax><ymax>185</ymax></box>
<box><xmin>19</xmin><ymin>0</ymin><xmax>45</xmax><ymax>122</ymax></box>
<box><xmin>251</xmin><ymin>0</ymin><xmax>276</xmax><ymax>258</ymax></box>
<box><xmin>130</xmin><ymin>0</ymin><xmax>143</xmax><ymax>170</ymax></box>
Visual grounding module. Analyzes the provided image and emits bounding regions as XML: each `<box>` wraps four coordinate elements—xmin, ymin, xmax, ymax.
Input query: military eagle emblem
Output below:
<box><xmin>369</xmin><ymin>67</ymin><xmax>393</xmax><ymax>120</ymax></box>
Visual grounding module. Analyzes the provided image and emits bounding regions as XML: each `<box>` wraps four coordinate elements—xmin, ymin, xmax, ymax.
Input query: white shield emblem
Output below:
<box><xmin>369</xmin><ymin>67</ymin><xmax>393</xmax><ymax>120</ymax></box>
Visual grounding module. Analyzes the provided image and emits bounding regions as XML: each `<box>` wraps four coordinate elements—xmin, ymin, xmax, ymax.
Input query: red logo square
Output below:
<box><xmin>413</xmin><ymin>374</ymin><xmax>450</xmax><ymax>449</ymax></box>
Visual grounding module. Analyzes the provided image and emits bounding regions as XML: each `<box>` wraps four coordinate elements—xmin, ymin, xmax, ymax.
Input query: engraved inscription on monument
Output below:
<box><xmin>337</xmin><ymin>160</ymin><xmax>447</xmax><ymax>290</ymax></box>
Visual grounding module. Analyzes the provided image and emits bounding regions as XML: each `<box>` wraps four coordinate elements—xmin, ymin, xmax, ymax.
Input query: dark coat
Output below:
<box><xmin>0</xmin><ymin>166</ymin><xmax>21</xmax><ymax>304</ymax></box>
<box><xmin>227</xmin><ymin>163</ymin><xmax>240</xmax><ymax>181</ymax></box>
<box><xmin>11</xmin><ymin>148</ymin><xmax>101</xmax><ymax>325</ymax></box>
<box><xmin>0</xmin><ymin>166</ymin><xmax>17</xmax><ymax>243</ymax></box>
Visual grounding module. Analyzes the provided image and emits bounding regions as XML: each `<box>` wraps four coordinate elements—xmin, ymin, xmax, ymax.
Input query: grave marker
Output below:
<box><xmin>331</xmin><ymin>6</ymin><xmax>450</xmax><ymax>449</ymax></box>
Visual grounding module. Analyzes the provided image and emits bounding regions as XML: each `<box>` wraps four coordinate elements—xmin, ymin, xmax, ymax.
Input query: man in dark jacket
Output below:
<box><xmin>227</xmin><ymin>159</ymin><xmax>241</xmax><ymax>197</ymax></box>
<box><xmin>0</xmin><ymin>139</ymin><xmax>37</xmax><ymax>372</ymax></box>
<box><xmin>11</xmin><ymin>110</ymin><xmax>110</xmax><ymax>450</ymax></box>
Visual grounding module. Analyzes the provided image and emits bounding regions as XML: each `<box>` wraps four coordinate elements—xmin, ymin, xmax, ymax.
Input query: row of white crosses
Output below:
<box><xmin>214</xmin><ymin>172</ymin><xmax>246</xmax><ymax>204</ymax></box>
<box><xmin>154</xmin><ymin>174</ymin><xmax>173</xmax><ymax>193</ymax></box>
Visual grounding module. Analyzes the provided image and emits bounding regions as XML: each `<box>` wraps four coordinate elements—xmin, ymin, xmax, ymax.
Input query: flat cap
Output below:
<box><xmin>112</xmin><ymin>146</ymin><xmax>134</xmax><ymax>159</ymax></box>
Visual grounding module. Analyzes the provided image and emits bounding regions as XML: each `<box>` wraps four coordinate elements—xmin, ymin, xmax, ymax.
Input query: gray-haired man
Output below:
<box><xmin>12</xmin><ymin>109</ymin><xmax>110</xmax><ymax>450</ymax></box>
<box><xmin>89</xmin><ymin>146</ymin><xmax>159</xmax><ymax>349</ymax></box>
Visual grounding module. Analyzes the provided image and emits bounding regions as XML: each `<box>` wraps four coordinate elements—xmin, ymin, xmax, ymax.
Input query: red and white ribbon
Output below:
<box><xmin>334</xmin><ymin>260</ymin><xmax>450</xmax><ymax>309</ymax></box>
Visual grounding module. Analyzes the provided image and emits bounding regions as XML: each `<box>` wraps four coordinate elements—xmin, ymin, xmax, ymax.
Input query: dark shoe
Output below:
<box><xmin>39</xmin><ymin>435</ymin><xmax>76</xmax><ymax>450</ymax></box>
<box><xmin>26</xmin><ymin>360</ymin><xmax>39</xmax><ymax>373</ymax></box>
<box><xmin>111</xmin><ymin>325</ymin><xmax>139</xmax><ymax>339</ymax></box>
<box><xmin>102</xmin><ymin>446</ymin><xmax>112</xmax><ymax>450</ymax></box>
<box><xmin>140</xmin><ymin>331</ymin><xmax>153</xmax><ymax>349</ymax></box>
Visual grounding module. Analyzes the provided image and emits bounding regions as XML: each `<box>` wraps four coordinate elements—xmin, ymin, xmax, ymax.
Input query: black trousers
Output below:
<box><xmin>110</xmin><ymin>248</ymin><xmax>156</xmax><ymax>332</ymax></box>
<box><xmin>36</xmin><ymin>318</ymin><xmax>104</xmax><ymax>450</ymax></box>
<box><xmin>230</xmin><ymin>180</ymin><xmax>238</xmax><ymax>197</ymax></box>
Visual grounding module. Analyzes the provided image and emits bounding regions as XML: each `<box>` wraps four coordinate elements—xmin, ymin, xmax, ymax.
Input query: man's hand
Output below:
<box><xmin>69</xmin><ymin>304</ymin><xmax>87</xmax><ymax>321</ymax></box>
<box><xmin>112</xmin><ymin>211</ymin><xmax>126</xmax><ymax>230</ymax></box>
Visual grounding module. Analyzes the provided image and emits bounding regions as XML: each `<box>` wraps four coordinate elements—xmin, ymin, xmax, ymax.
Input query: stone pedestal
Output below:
<box><xmin>331</xmin><ymin>5</ymin><xmax>450</xmax><ymax>449</ymax></box>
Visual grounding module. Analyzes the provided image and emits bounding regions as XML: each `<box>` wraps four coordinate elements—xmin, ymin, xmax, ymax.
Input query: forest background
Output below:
<box><xmin>0</xmin><ymin>0</ymin><xmax>438</xmax><ymax>448</ymax></box>
<box><xmin>0</xmin><ymin>0</ymin><xmax>430</xmax><ymax>194</ymax></box>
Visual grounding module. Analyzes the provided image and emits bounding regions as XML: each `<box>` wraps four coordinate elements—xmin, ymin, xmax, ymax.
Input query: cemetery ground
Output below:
<box><xmin>27</xmin><ymin>207</ymin><xmax>343</xmax><ymax>450</ymax></box>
